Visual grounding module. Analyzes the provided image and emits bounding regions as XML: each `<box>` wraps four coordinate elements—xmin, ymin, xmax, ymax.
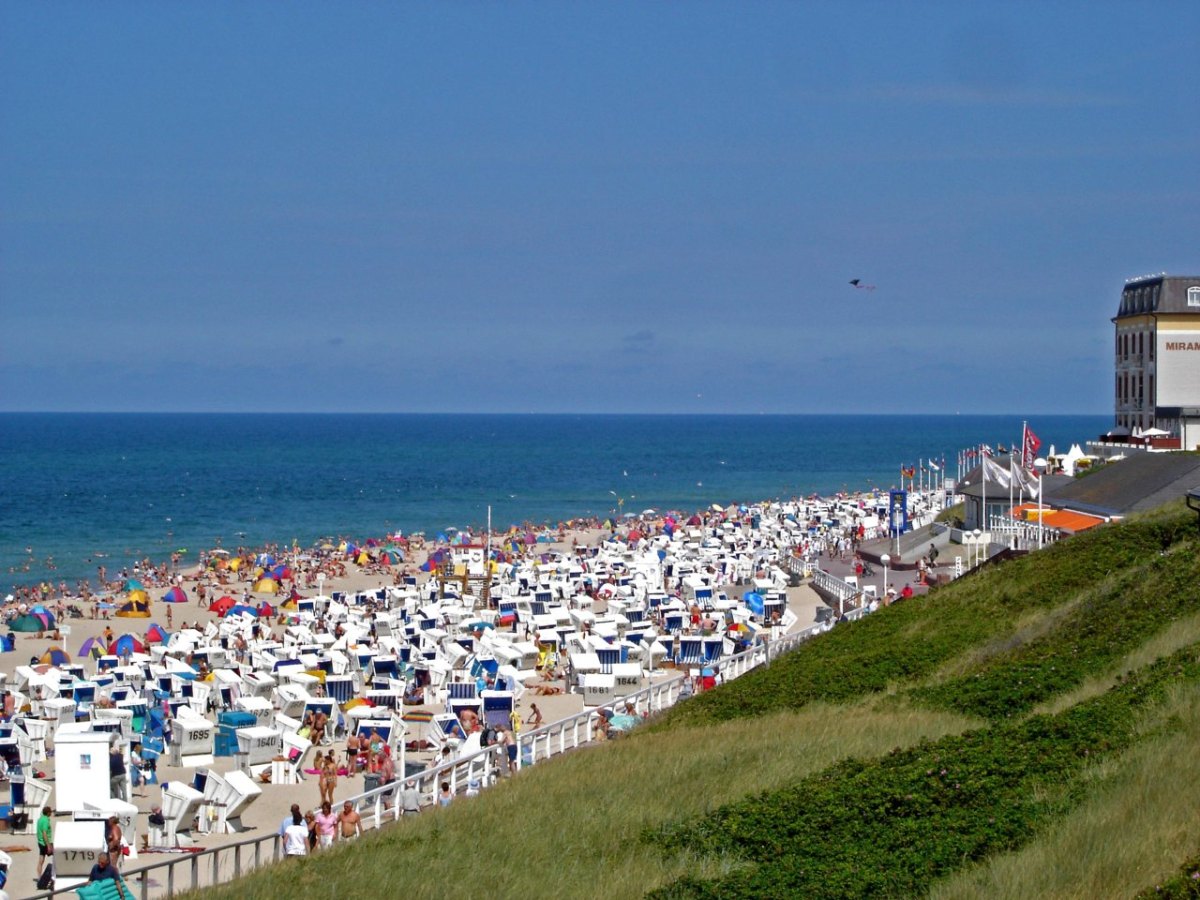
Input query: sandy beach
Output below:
<box><xmin>0</xmin><ymin>513</ymin><xmax>826</xmax><ymax>895</ymax></box>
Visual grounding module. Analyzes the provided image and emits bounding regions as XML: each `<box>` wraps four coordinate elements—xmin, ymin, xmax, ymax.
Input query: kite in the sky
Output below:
<box><xmin>849</xmin><ymin>279</ymin><xmax>876</xmax><ymax>291</ymax></box>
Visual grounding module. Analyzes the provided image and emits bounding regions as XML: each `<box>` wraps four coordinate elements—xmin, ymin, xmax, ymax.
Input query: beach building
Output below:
<box><xmin>956</xmin><ymin>455</ymin><xmax>1038</xmax><ymax>532</ymax></box>
<box><xmin>1112</xmin><ymin>273</ymin><xmax>1200</xmax><ymax>447</ymax></box>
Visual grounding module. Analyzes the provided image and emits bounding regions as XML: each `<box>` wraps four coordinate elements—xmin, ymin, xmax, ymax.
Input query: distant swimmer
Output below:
<box><xmin>849</xmin><ymin>279</ymin><xmax>877</xmax><ymax>291</ymax></box>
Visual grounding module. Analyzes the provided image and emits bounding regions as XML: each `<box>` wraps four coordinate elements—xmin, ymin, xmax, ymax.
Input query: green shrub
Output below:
<box><xmin>646</xmin><ymin>644</ymin><xmax>1200</xmax><ymax>899</ymax></box>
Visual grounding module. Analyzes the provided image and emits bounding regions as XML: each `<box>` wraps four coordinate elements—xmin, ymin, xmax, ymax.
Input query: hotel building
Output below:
<box><xmin>1113</xmin><ymin>273</ymin><xmax>1200</xmax><ymax>448</ymax></box>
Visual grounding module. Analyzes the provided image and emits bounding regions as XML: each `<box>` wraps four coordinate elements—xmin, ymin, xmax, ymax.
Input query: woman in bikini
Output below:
<box><xmin>319</xmin><ymin>751</ymin><xmax>339</xmax><ymax>806</ymax></box>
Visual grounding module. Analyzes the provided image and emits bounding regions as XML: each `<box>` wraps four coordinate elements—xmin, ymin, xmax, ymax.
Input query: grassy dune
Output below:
<box><xmin>195</xmin><ymin>702</ymin><xmax>975</xmax><ymax>900</ymax></box>
<box><xmin>188</xmin><ymin>503</ymin><xmax>1200</xmax><ymax>899</ymax></box>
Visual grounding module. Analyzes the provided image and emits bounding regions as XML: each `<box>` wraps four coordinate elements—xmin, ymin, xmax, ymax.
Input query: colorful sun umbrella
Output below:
<box><xmin>252</xmin><ymin>578</ymin><xmax>279</xmax><ymax>594</ymax></box>
<box><xmin>209</xmin><ymin>596</ymin><xmax>235</xmax><ymax>614</ymax></box>
<box><xmin>145</xmin><ymin>623</ymin><xmax>169</xmax><ymax>644</ymax></box>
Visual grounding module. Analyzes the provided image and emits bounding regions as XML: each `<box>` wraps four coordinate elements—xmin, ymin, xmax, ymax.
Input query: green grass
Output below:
<box><xmin>177</xmin><ymin>502</ymin><xmax>1200</xmax><ymax>899</ymax></box>
<box><xmin>188</xmin><ymin>702</ymin><xmax>976</xmax><ymax>900</ymax></box>
<box><xmin>932</xmin><ymin>681</ymin><xmax>1200</xmax><ymax>899</ymax></box>
<box><xmin>644</xmin><ymin>646</ymin><xmax>1200</xmax><ymax>898</ymax></box>
<box><xmin>655</xmin><ymin>505</ymin><xmax>1195</xmax><ymax>729</ymax></box>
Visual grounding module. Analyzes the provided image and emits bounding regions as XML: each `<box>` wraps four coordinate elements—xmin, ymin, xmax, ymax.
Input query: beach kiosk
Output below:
<box><xmin>52</xmin><ymin>729</ymin><xmax>113</xmax><ymax>813</ymax></box>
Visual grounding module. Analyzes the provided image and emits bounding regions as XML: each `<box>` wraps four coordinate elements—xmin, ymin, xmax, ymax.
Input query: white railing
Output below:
<box><xmin>784</xmin><ymin>555</ymin><xmax>815</xmax><ymax>578</ymax></box>
<box><xmin>27</xmin><ymin>829</ymin><xmax>286</xmax><ymax>900</ymax></box>
<box><xmin>334</xmin><ymin>624</ymin><xmax>824</xmax><ymax>826</ymax></box>
<box><xmin>811</xmin><ymin>567</ymin><xmax>857</xmax><ymax>606</ymax></box>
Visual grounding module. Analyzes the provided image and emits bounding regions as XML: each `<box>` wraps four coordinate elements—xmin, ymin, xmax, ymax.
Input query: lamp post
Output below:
<box><xmin>1034</xmin><ymin>457</ymin><xmax>1047</xmax><ymax>550</ymax></box>
<box><xmin>880</xmin><ymin>553</ymin><xmax>890</xmax><ymax>602</ymax></box>
<box><xmin>973</xmin><ymin>528</ymin><xmax>983</xmax><ymax>567</ymax></box>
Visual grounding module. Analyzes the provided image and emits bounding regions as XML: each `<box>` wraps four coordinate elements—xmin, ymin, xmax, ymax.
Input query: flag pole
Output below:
<box><xmin>980</xmin><ymin>443</ymin><xmax>987</xmax><ymax>533</ymax></box>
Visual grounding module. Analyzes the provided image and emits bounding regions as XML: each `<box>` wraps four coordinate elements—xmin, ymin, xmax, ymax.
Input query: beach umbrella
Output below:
<box><xmin>8</xmin><ymin>614</ymin><xmax>45</xmax><ymax>633</ymax></box>
<box><xmin>256</xmin><ymin>602</ymin><xmax>274</xmax><ymax>617</ymax></box>
<box><xmin>627</xmin><ymin>529</ymin><xmax>643</xmax><ymax>542</ymax></box>
<box><xmin>225</xmin><ymin>604</ymin><xmax>258</xmax><ymax>618</ymax></box>
<box><xmin>161</xmin><ymin>586</ymin><xmax>188</xmax><ymax>603</ymax></box>
<box><xmin>145</xmin><ymin>623</ymin><xmax>169</xmax><ymax>644</ymax></box>
<box><xmin>116</xmin><ymin>597</ymin><xmax>151</xmax><ymax>618</ymax></box>
<box><xmin>208</xmin><ymin>596</ymin><xmax>235</xmax><ymax>615</ymax></box>
<box><xmin>252</xmin><ymin>577</ymin><xmax>279</xmax><ymax>594</ymax></box>
<box><xmin>271</xmin><ymin>565</ymin><xmax>292</xmax><ymax>581</ymax></box>
<box><xmin>743</xmin><ymin>592</ymin><xmax>765</xmax><ymax>616</ymax></box>
<box><xmin>109</xmin><ymin>634</ymin><xmax>146</xmax><ymax>656</ymax></box>
<box><xmin>123</xmin><ymin>579</ymin><xmax>144</xmax><ymax>592</ymax></box>
<box><xmin>686</xmin><ymin>515</ymin><xmax>702</xmax><ymax>526</ymax></box>
<box><xmin>39</xmin><ymin>646</ymin><xmax>70</xmax><ymax>666</ymax></box>
<box><xmin>227</xmin><ymin>557</ymin><xmax>243</xmax><ymax>572</ymax></box>
<box><xmin>355</xmin><ymin>551</ymin><xmax>371</xmax><ymax>565</ymax></box>
<box><xmin>32</xmin><ymin>610</ymin><xmax>56</xmax><ymax>631</ymax></box>
<box><xmin>256</xmin><ymin>553</ymin><xmax>275</xmax><ymax>567</ymax></box>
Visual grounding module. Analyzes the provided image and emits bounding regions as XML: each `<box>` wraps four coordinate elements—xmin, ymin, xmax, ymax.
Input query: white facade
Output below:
<box><xmin>1113</xmin><ymin>275</ymin><xmax>1200</xmax><ymax>445</ymax></box>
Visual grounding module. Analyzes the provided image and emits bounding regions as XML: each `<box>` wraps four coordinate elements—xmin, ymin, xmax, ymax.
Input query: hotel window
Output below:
<box><xmin>1189</xmin><ymin>286</ymin><xmax>1200</xmax><ymax>307</ymax></box>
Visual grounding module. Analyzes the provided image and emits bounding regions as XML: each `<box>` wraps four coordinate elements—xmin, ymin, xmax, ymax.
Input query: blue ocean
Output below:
<box><xmin>0</xmin><ymin>413</ymin><xmax>1108</xmax><ymax>590</ymax></box>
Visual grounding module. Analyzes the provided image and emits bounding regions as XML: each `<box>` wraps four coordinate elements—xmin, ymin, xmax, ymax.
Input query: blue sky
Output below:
<box><xmin>2</xmin><ymin>2</ymin><xmax>1197</xmax><ymax>414</ymax></box>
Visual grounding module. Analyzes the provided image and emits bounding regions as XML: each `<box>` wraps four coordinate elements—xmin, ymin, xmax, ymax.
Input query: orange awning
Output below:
<box><xmin>1011</xmin><ymin>504</ymin><xmax>1106</xmax><ymax>534</ymax></box>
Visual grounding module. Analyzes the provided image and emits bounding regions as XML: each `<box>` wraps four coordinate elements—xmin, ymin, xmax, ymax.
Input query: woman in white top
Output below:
<box><xmin>283</xmin><ymin>812</ymin><xmax>309</xmax><ymax>857</ymax></box>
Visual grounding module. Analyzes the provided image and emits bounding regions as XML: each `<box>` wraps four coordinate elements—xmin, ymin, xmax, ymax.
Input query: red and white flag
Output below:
<box><xmin>1022</xmin><ymin>425</ymin><xmax>1042</xmax><ymax>469</ymax></box>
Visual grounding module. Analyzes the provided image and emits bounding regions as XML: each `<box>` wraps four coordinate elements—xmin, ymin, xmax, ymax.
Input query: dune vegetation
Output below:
<box><xmin>192</xmin><ymin>502</ymin><xmax>1200</xmax><ymax>899</ymax></box>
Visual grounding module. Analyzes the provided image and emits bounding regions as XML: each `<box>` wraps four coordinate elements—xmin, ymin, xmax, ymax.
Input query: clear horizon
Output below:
<box><xmin>2</xmin><ymin>3</ymin><xmax>1196</xmax><ymax>415</ymax></box>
